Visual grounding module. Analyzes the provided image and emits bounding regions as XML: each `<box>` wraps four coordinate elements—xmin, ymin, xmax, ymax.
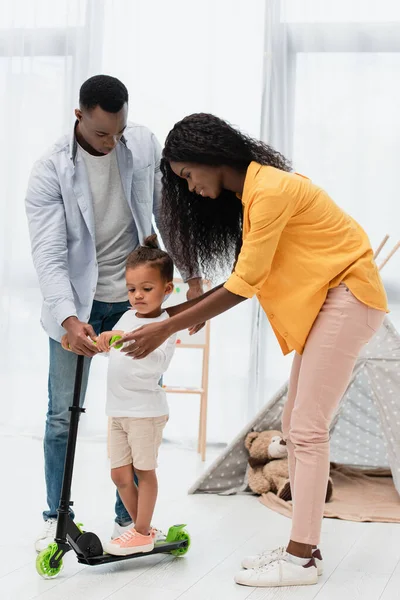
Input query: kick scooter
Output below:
<box><xmin>36</xmin><ymin>344</ymin><xmax>190</xmax><ymax>579</ymax></box>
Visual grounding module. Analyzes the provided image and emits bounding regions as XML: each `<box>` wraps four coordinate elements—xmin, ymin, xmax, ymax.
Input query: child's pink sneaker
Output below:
<box><xmin>104</xmin><ymin>527</ymin><xmax>154</xmax><ymax>556</ymax></box>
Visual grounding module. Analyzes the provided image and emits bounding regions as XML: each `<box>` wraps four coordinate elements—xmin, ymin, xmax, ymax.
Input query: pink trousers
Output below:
<box><xmin>282</xmin><ymin>284</ymin><xmax>385</xmax><ymax>545</ymax></box>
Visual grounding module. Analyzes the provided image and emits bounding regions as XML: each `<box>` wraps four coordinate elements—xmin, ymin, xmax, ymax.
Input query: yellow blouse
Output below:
<box><xmin>224</xmin><ymin>162</ymin><xmax>388</xmax><ymax>355</ymax></box>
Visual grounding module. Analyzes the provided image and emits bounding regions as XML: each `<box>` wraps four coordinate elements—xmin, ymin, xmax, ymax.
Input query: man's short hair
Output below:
<box><xmin>79</xmin><ymin>75</ymin><xmax>128</xmax><ymax>113</ymax></box>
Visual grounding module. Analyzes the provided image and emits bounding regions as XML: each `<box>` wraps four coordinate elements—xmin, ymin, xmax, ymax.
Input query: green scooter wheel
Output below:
<box><xmin>169</xmin><ymin>529</ymin><xmax>191</xmax><ymax>557</ymax></box>
<box><xmin>36</xmin><ymin>543</ymin><xmax>64</xmax><ymax>579</ymax></box>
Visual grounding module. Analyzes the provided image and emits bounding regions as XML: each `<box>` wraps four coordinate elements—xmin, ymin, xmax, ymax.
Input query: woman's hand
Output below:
<box><xmin>118</xmin><ymin>321</ymin><xmax>171</xmax><ymax>359</ymax></box>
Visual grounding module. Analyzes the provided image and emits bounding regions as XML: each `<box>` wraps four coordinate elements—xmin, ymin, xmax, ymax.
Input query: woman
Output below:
<box><xmin>118</xmin><ymin>113</ymin><xmax>387</xmax><ymax>588</ymax></box>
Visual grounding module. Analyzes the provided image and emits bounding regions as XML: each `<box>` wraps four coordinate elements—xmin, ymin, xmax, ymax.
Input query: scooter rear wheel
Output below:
<box><xmin>75</xmin><ymin>532</ymin><xmax>104</xmax><ymax>557</ymax></box>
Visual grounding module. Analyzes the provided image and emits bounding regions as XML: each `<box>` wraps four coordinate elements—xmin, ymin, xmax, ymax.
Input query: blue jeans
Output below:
<box><xmin>44</xmin><ymin>300</ymin><xmax>133</xmax><ymax>525</ymax></box>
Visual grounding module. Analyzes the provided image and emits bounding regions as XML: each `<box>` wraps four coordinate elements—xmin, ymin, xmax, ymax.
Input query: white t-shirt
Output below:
<box><xmin>78</xmin><ymin>145</ymin><xmax>138</xmax><ymax>303</ymax></box>
<box><xmin>106</xmin><ymin>310</ymin><xmax>176</xmax><ymax>418</ymax></box>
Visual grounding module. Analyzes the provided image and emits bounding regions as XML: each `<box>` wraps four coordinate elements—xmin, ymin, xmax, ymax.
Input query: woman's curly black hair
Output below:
<box><xmin>161</xmin><ymin>113</ymin><xmax>291</xmax><ymax>278</ymax></box>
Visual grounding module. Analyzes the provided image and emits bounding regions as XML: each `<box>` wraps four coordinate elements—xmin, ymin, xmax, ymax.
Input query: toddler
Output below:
<box><xmin>97</xmin><ymin>235</ymin><xmax>176</xmax><ymax>556</ymax></box>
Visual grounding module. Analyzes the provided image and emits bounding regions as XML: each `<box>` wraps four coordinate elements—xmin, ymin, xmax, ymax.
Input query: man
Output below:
<box><xmin>26</xmin><ymin>75</ymin><xmax>203</xmax><ymax>552</ymax></box>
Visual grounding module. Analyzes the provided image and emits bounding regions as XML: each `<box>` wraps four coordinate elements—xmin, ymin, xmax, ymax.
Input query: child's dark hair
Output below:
<box><xmin>126</xmin><ymin>235</ymin><xmax>174</xmax><ymax>281</ymax></box>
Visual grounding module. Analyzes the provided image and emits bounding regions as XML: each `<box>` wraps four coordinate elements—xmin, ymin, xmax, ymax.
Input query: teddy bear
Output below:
<box><xmin>245</xmin><ymin>429</ymin><xmax>333</xmax><ymax>502</ymax></box>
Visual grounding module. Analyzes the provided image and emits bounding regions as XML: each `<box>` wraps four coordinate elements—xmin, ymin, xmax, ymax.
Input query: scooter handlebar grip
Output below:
<box><xmin>110</xmin><ymin>334</ymin><xmax>123</xmax><ymax>350</ymax></box>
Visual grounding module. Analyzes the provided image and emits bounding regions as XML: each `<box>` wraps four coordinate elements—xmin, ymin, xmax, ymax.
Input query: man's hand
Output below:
<box><xmin>62</xmin><ymin>316</ymin><xmax>99</xmax><ymax>357</ymax></box>
<box><xmin>60</xmin><ymin>334</ymin><xmax>70</xmax><ymax>352</ymax></box>
<box><xmin>186</xmin><ymin>278</ymin><xmax>205</xmax><ymax>334</ymax></box>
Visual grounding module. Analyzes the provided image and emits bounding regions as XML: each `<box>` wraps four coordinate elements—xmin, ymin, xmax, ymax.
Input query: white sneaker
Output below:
<box><xmin>112</xmin><ymin>522</ymin><xmax>166</xmax><ymax>544</ymax></box>
<box><xmin>151</xmin><ymin>528</ymin><xmax>167</xmax><ymax>544</ymax></box>
<box><xmin>112</xmin><ymin>522</ymin><xmax>133</xmax><ymax>540</ymax></box>
<box><xmin>235</xmin><ymin>556</ymin><xmax>318</xmax><ymax>587</ymax></box>
<box><xmin>241</xmin><ymin>546</ymin><xmax>324</xmax><ymax>576</ymax></box>
<box><xmin>35</xmin><ymin>518</ymin><xmax>57</xmax><ymax>553</ymax></box>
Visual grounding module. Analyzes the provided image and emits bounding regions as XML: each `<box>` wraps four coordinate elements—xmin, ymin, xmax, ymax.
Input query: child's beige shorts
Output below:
<box><xmin>109</xmin><ymin>415</ymin><xmax>168</xmax><ymax>471</ymax></box>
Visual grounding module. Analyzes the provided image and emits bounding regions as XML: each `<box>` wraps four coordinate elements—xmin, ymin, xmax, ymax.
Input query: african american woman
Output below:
<box><xmin>117</xmin><ymin>113</ymin><xmax>387</xmax><ymax>588</ymax></box>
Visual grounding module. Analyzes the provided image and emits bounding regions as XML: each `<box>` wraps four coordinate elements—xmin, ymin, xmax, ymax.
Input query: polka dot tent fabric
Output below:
<box><xmin>189</xmin><ymin>318</ymin><xmax>400</xmax><ymax>496</ymax></box>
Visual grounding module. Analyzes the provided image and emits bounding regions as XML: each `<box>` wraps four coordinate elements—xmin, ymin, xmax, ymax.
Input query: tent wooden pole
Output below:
<box><xmin>374</xmin><ymin>234</ymin><xmax>390</xmax><ymax>260</ymax></box>
<box><xmin>378</xmin><ymin>241</ymin><xmax>400</xmax><ymax>271</ymax></box>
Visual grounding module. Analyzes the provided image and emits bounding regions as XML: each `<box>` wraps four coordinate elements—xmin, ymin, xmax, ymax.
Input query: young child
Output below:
<box><xmin>96</xmin><ymin>235</ymin><xmax>176</xmax><ymax>556</ymax></box>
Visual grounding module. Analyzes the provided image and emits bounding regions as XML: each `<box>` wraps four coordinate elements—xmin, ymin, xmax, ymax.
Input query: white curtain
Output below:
<box><xmin>249</xmin><ymin>0</ymin><xmax>400</xmax><ymax>420</ymax></box>
<box><xmin>246</xmin><ymin>0</ymin><xmax>294</xmax><ymax>421</ymax></box>
<box><xmin>0</xmin><ymin>0</ymin><xmax>104</xmax><ymax>437</ymax></box>
<box><xmin>0</xmin><ymin>0</ymin><xmax>267</xmax><ymax>445</ymax></box>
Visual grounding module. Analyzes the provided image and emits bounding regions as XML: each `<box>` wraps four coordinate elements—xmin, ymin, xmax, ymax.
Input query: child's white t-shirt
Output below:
<box><xmin>106</xmin><ymin>310</ymin><xmax>176</xmax><ymax>418</ymax></box>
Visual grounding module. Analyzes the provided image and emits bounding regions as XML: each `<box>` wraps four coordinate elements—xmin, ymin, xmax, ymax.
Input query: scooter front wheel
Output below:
<box><xmin>36</xmin><ymin>544</ymin><xmax>64</xmax><ymax>579</ymax></box>
<box><xmin>169</xmin><ymin>529</ymin><xmax>191</xmax><ymax>557</ymax></box>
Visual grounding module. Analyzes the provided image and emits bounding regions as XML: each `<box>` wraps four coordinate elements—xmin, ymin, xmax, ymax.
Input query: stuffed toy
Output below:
<box><xmin>245</xmin><ymin>429</ymin><xmax>333</xmax><ymax>502</ymax></box>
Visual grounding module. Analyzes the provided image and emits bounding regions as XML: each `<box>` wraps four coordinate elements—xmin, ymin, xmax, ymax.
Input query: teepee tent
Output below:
<box><xmin>189</xmin><ymin>318</ymin><xmax>400</xmax><ymax>496</ymax></box>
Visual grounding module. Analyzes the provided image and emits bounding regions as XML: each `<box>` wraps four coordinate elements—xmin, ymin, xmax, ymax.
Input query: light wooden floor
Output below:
<box><xmin>0</xmin><ymin>435</ymin><xmax>399</xmax><ymax>600</ymax></box>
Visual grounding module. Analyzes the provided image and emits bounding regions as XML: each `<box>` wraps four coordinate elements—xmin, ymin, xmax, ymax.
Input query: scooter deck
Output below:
<box><xmin>77</xmin><ymin>540</ymin><xmax>189</xmax><ymax>565</ymax></box>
